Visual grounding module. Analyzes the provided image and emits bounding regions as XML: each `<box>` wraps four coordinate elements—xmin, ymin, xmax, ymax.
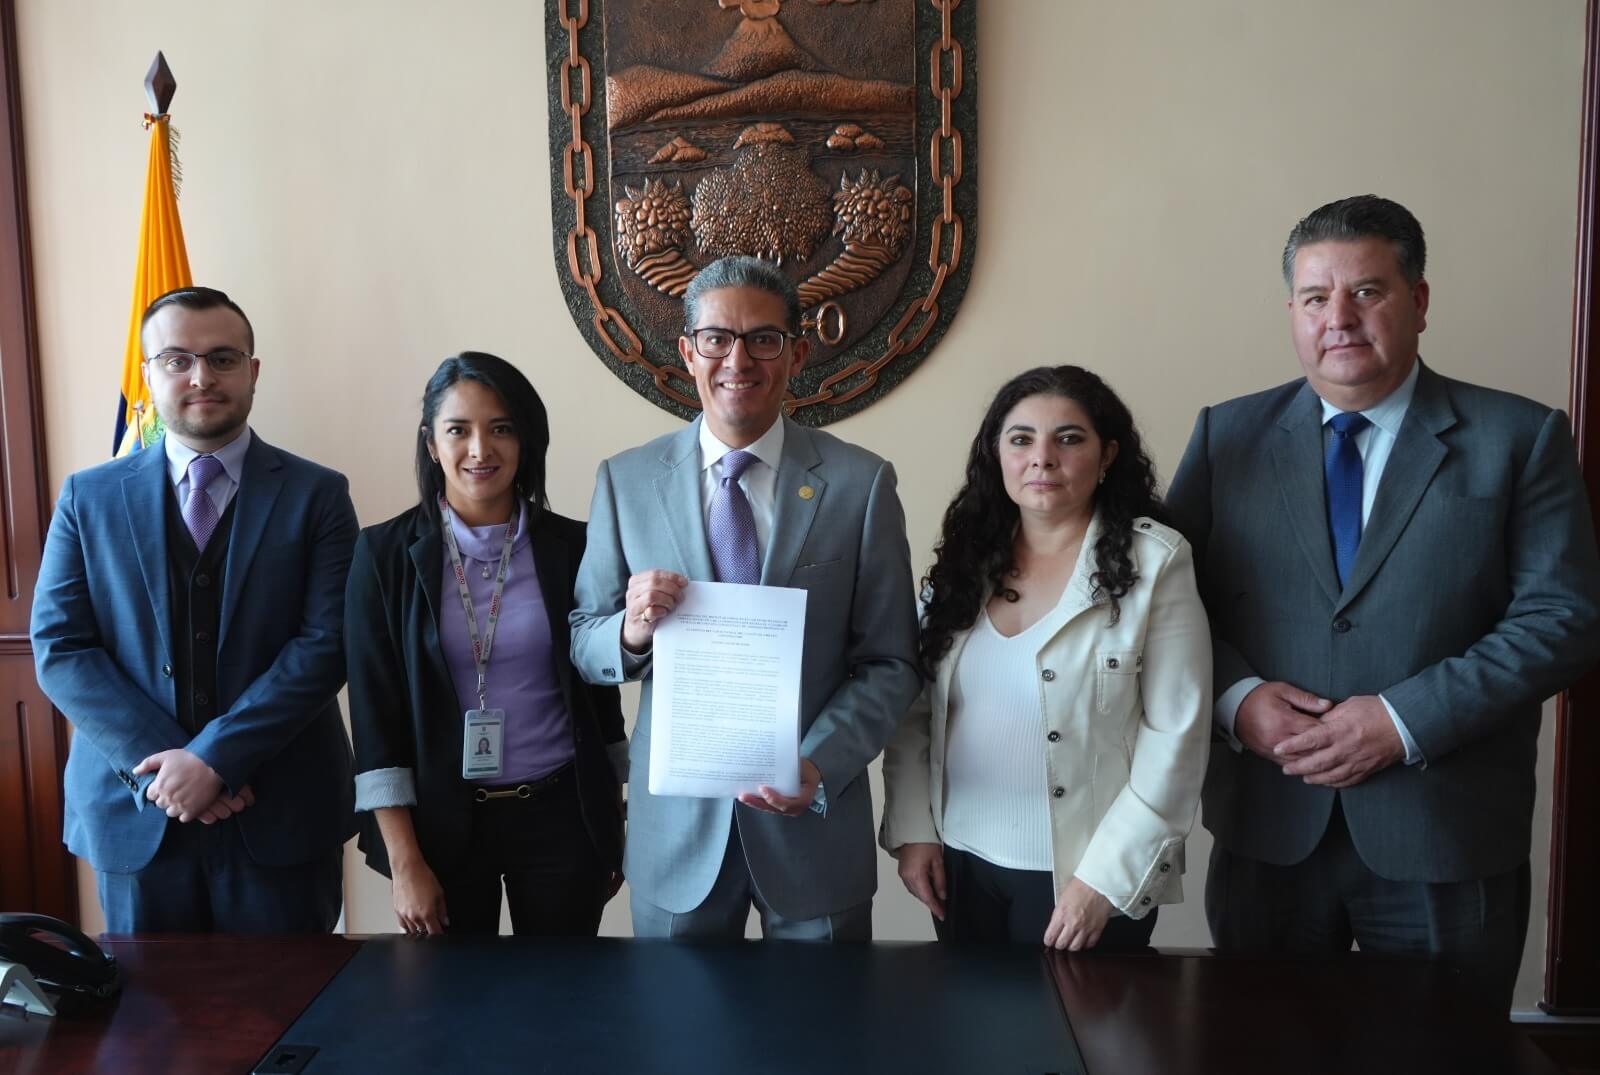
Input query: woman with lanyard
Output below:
<box><xmin>346</xmin><ymin>353</ymin><xmax>626</xmax><ymax>936</ymax></box>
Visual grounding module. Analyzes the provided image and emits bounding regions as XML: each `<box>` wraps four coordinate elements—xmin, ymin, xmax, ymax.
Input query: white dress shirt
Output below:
<box><xmin>618</xmin><ymin>417</ymin><xmax>784</xmax><ymax>673</ymax></box>
<box><xmin>1215</xmin><ymin>361</ymin><xmax>1425</xmax><ymax>766</ymax></box>
<box><xmin>691</xmin><ymin>417</ymin><xmax>827</xmax><ymax>811</ymax></box>
<box><xmin>698</xmin><ymin>416</ymin><xmax>784</xmax><ymax>559</ymax></box>
<box><xmin>163</xmin><ymin>426</ymin><xmax>251</xmax><ymax>517</ymax></box>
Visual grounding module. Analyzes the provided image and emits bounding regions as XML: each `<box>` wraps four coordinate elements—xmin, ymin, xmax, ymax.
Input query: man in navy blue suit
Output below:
<box><xmin>31</xmin><ymin>286</ymin><xmax>358</xmax><ymax>932</ymax></box>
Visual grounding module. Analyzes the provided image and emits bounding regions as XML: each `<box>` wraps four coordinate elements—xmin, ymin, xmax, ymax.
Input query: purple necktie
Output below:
<box><xmin>708</xmin><ymin>450</ymin><xmax>760</xmax><ymax>585</ymax></box>
<box><xmin>183</xmin><ymin>454</ymin><xmax>224</xmax><ymax>552</ymax></box>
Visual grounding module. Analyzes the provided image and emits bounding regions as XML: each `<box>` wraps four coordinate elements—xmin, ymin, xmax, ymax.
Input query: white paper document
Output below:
<box><xmin>648</xmin><ymin>581</ymin><xmax>806</xmax><ymax>799</ymax></box>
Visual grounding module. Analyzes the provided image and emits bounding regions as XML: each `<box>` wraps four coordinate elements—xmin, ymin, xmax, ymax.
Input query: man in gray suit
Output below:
<box><xmin>1167</xmin><ymin>195</ymin><xmax>1600</xmax><ymax>1010</ymax></box>
<box><xmin>571</xmin><ymin>256</ymin><xmax>921</xmax><ymax>940</ymax></box>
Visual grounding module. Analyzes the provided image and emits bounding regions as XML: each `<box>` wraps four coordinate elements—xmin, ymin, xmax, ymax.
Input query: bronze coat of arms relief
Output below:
<box><xmin>546</xmin><ymin>0</ymin><xmax>975</xmax><ymax>425</ymax></box>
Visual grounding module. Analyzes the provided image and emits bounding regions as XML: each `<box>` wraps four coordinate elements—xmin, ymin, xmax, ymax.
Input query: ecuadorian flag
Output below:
<box><xmin>114</xmin><ymin>113</ymin><xmax>191</xmax><ymax>456</ymax></box>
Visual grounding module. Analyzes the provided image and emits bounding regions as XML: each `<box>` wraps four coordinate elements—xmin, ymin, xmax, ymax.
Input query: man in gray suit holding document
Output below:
<box><xmin>1167</xmin><ymin>195</ymin><xmax>1600</xmax><ymax>1010</ymax></box>
<box><xmin>571</xmin><ymin>256</ymin><xmax>921</xmax><ymax>940</ymax></box>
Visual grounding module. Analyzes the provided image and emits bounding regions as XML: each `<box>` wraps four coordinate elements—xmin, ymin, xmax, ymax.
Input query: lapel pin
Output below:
<box><xmin>798</xmin><ymin>486</ymin><xmax>815</xmax><ymax>500</ymax></box>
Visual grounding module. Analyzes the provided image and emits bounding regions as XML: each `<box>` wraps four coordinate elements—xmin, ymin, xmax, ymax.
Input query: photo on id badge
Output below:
<box><xmin>463</xmin><ymin>708</ymin><xmax>505</xmax><ymax>779</ymax></box>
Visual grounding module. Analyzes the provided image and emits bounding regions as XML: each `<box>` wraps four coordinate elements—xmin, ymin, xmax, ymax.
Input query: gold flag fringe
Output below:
<box><xmin>166</xmin><ymin>124</ymin><xmax>182</xmax><ymax>200</ymax></box>
<box><xmin>141</xmin><ymin>113</ymin><xmax>182</xmax><ymax>200</ymax></box>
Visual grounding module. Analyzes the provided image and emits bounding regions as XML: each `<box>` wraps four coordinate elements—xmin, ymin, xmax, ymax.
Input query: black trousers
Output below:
<box><xmin>934</xmin><ymin>846</ymin><xmax>1158</xmax><ymax>950</ymax></box>
<box><xmin>438</xmin><ymin>764</ymin><xmax>611</xmax><ymax>937</ymax></box>
<box><xmin>1206</xmin><ymin>798</ymin><xmax>1531</xmax><ymax>1014</ymax></box>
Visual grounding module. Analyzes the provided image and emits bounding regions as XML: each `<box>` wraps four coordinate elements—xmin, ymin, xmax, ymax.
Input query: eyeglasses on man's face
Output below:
<box><xmin>684</xmin><ymin>327</ymin><xmax>796</xmax><ymax>362</ymax></box>
<box><xmin>148</xmin><ymin>349</ymin><xmax>254</xmax><ymax>375</ymax></box>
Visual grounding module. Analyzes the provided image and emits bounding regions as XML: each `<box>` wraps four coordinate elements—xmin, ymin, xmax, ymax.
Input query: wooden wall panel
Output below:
<box><xmin>1543</xmin><ymin>0</ymin><xmax>1600</xmax><ymax>1019</ymax></box>
<box><xmin>0</xmin><ymin>0</ymin><xmax>75</xmax><ymax>922</ymax></box>
<box><xmin>0</xmin><ymin>654</ymin><xmax>70</xmax><ymax>914</ymax></box>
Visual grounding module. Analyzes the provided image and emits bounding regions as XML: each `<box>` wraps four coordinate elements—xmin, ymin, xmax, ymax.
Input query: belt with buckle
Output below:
<box><xmin>472</xmin><ymin>763</ymin><xmax>571</xmax><ymax>803</ymax></box>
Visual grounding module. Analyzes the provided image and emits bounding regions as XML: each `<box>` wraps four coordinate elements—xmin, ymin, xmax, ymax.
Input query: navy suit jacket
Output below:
<box><xmin>31</xmin><ymin>433</ymin><xmax>359</xmax><ymax>873</ymax></box>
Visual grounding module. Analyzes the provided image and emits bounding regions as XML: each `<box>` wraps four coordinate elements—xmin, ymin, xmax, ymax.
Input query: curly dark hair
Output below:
<box><xmin>918</xmin><ymin>365</ymin><xmax>1169</xmax><ymax>677</ymax></box>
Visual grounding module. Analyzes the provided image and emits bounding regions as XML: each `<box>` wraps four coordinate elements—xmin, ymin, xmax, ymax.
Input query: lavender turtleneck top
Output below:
<box><xmin>439</xmin><ymin>501</ymin><xmax>576</xmax><ymax>784</ymax></box>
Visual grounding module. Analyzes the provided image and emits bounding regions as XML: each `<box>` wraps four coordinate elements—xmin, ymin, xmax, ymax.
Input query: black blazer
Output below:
<box><xmin>345</xmin><ymin>502</ymin><xmax>624</xmax><ymax>878</ymax></box>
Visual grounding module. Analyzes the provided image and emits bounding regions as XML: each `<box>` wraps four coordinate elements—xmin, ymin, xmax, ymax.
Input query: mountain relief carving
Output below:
<box><xmin>604</xmin><ymin>0</ymin><xmax>916</xmax><ymax>361</ymax></box>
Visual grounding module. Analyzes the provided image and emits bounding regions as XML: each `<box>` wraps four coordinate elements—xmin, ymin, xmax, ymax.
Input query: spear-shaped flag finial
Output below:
<box><xmin>144</xmin><ymin>51</ymin><xmax>175</xmax><ymax>115</ymax></box>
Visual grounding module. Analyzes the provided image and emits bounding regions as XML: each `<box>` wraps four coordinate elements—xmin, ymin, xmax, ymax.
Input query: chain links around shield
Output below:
<box><xmin>556</xmin><ymin>0</ymin><xmax>969</xmax><ymax>416</ymax></box>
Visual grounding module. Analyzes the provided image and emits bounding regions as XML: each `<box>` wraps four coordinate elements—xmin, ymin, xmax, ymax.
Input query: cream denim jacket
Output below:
<box><xmin>881</xmin><ymin>514</ymin><xmax>1212</xmax><ymax>917</ymax></box>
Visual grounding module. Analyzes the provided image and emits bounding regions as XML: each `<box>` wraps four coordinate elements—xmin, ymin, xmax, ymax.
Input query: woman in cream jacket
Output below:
<box><xmin>882</xmin><ymin>366</ymin><xmax>1211</xmax><ymax>950</ymax></box>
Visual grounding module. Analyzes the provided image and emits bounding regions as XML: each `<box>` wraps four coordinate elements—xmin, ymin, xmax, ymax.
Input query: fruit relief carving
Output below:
<box><xmin>547</xmin><ymin>0</ymin><xmax>975</xmax><ymax>424</ymax></box>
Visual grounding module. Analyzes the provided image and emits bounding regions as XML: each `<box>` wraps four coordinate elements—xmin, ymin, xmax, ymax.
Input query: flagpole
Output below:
<box><xmin>114</xmin><ymin>51</ymin><xmax>189</xmax><ymax>457</ymax></box>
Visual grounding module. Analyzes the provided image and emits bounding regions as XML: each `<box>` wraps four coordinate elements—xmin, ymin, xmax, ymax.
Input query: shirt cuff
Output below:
<box><xmin>1378</xmin><ymin>694</ymin><xmax>1425</xmax><ymax>767</ymax></box>
<box><xmin>1214</xmin><ymin>676</ymin><xmax>1264</xmax><ymax>753</ymax></box>
<box><xmin>620</xmin><ymin>645</ymin><xmax>651</xmax><ymax>679</ymax></box>
<box><xmin>606</xmin><ymin>739</ymin><xmax>630</xmax><ymax>784</ymax></box>
<box><xmin>355</xmin><ymin>767</ymin><xmax>417</xmax><ymax>811</ymax></box>
<box><xmin>808</xmin><ymin>780</ymin><xmax>828</xmax><ymax>817</ymax></box>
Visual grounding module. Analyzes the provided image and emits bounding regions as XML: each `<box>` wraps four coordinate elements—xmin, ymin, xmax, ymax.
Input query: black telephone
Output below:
<box><xmin>0</xmin><ymin>913</ymin><xmax>121</xmax><ymax>1003</ymax></box>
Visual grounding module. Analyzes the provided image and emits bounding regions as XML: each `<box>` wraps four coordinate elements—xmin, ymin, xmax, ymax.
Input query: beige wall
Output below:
<box><xmin>17</xmin><ymin>1</ymin><xmax>1583</xmax><ymax>1011</ymax></box>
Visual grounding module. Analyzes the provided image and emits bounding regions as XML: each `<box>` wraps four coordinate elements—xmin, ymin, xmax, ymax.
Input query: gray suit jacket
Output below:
<box><xmin>1166</xmin><ymin>362</ymin><xmax>1600</xmax><ymax>883</ymax></box>
<box><xmin>570</xmin><ymin>416</ymin><xmax>921</xmax><ymax>919</ymax></box>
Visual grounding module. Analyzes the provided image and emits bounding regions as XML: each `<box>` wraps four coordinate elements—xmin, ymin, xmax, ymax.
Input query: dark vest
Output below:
<box><xmin>165</xmin><ymin>484</ymin><xmax>237</xmax><ymax>736</ymax></box>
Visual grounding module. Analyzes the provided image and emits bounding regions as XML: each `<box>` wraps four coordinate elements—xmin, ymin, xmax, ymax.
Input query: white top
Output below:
<box><xmin>163</xmin><ymin>426</ymin><xmax>252</xmax><ymax>516</ymax></box>
<box><xmin>698</xmin><ymin>417</ymin><xmax>784</xmax><ymax>559</ymax></box>
<box><xmin>940</xmin><ymin>605</ymin><xmax>1056</xmax><ymax>872</ymax></box>
<box><xmin>881</xmin><ymin>514</ymin><xmax>1210</xmax><ymax>914</ymax></box>
<box><xmin>1214</xmin><ymin>359</ymin><xmax>1424</xmax><ymax>764</ymax></box>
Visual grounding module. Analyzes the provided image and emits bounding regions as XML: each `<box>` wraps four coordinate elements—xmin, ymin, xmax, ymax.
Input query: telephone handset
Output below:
<box><xmin>0</xmin><ymin>912</ymin><xmax>121</xmax><ymax>1002</ymax></box>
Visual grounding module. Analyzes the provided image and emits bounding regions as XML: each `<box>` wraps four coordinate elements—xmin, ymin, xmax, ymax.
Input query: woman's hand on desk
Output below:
<box><xmin>894</xmin><ymin>842</ymin><xmax>947</xmax><ymax>921</ymax></box>
<box><xmin>392</xmin><ymin>859</ymin><xmax>450</xmax><ymax>937</ymax></box>
<box><xmin>1044</xmin><ymin>878</ymin><xmax>1113</xmax><ymax>951</ymax></box>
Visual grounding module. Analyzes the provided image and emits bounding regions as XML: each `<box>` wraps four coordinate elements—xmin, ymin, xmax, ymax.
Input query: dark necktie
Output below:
<box><xmin>708</xmin><ymin>449</ymin><xmax>761</xmax><ymax>585</ymax></box>
<box><xmin>1324</xmin><ymin>412</ymin><xmax>1370</xmax><ymax>587</ymax></box>
<box><xmin>183</xmin><ymin>454</ymin><xmax>224</xmax><ymax>552</ymax></box>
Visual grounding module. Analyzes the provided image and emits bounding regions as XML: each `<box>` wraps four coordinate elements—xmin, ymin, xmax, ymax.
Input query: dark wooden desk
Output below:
<box><xmin>0</xmin><ymin>935</ymin><xmax>359</xmax><ymax>1074</ymax></box>
<box><xmin>1049</xmin><ymin>948</ymin><xmax>1560</xmax><ymax>1074</ymax></box>
<box><xmin>0</xmin><ymin>937</ymin><xmax>1563</xmax><ymax>1074</ymax></box>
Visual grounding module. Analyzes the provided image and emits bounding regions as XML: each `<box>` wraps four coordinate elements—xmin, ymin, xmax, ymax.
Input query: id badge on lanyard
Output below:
<box><xmin>463</xmin><ymin>708</ymin><xmax>505</xmax><ymax>779</ymax></box>
<box><xmin>441</xmin><ymin>499</ymin><xmax>518</xmax><ymax>782</ymax></box>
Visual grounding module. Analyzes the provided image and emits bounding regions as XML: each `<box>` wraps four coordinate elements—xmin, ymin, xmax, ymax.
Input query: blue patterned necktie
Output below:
<box><xmin>708</xmin><ymin>449</ymin><xmax>761</xmax><ymax>585</ymax></box>
<box><xmin>1324</xmin><ymin>411</ymin><xmax>1370</xmax><ymax>587</ymax></box>
<box><xmin>183</xmin><ymin>454</ymin><xmax>224</xmax><ymax>552</ymax></box>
